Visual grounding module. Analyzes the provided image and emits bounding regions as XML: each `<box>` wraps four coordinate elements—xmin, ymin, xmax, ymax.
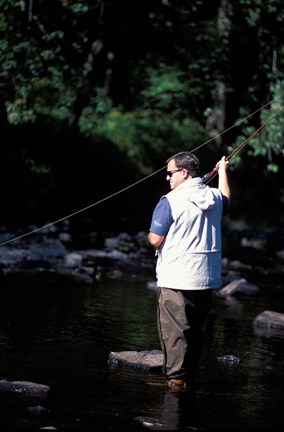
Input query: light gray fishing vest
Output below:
<box><xmin>156</xmin><ymin>177</ymin><xmax>224</xmax><ymax>290</ymax></box>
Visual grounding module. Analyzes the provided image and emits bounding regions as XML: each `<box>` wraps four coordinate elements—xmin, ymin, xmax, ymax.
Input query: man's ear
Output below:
<box><xmin>183</xmin><ymin>170</ymin><xmax>191</xmax><ymax>179</ymax></box>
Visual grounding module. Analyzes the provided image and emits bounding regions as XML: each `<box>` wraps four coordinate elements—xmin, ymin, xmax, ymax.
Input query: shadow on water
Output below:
<box><xmin>0</xmin><ymin>272</ymin><xmax>284</xmax><ymax>431</ymax></box>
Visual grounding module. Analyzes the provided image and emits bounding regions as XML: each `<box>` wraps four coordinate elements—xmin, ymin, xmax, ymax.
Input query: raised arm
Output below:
<box><xmin>217</xmin><ymin>156</ymin><xmax>231</xmax><ymax>200</ymax></box>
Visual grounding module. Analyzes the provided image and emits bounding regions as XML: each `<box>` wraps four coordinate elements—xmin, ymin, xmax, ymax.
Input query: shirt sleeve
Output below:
<box><xmin>149</xmin><ymin>197</ymin><xmax>173</xmax><ymax>236</ymax></box>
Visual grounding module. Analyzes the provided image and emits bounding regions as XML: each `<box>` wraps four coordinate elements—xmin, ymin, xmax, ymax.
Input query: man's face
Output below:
<box><xmin>166</xmin><ymin>159</ymin><xmax>186</xmax><ymax>190</ymax></box>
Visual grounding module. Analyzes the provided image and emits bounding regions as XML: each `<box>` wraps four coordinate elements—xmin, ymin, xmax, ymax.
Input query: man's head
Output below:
<box><xmin>166</xmin><ymin>152</ymin><xmax>200</xmax><ymax>189</ymax></box>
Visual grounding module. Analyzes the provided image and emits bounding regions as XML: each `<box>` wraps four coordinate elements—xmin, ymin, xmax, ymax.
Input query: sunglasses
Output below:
<box><xmin>166</xmin><ymin>169</ymin><xmax>183</xmax><ymax>177</ymax></box>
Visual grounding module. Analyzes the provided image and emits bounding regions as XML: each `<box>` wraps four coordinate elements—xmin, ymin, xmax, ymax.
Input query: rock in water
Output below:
<box><xmin>108</xmin><ymin>350</ymin><xmax>163</xmax><ymax>370</ymax></box>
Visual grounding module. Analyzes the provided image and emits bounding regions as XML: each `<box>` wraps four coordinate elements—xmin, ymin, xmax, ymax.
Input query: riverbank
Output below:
<box><xmin>0</xmin><ymin>221</ymin><xmax>284</xmax><ymax>286</ymax></box>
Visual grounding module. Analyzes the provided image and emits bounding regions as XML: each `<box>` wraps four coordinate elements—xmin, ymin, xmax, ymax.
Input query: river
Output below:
<box><xmin>0</xmin><ymin>267</ymin><xmax>283</xmax><ymax>431</ymax></box>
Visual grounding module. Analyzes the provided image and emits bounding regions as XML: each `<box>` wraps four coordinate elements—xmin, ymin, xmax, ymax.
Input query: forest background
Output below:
<box><xmin>1</xmin><ymin>0</ymin><xmax>284</xmax><ymax>235</ymax></box>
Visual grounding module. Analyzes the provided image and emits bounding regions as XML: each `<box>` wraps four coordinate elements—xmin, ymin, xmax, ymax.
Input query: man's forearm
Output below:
<box><xmin>218</xmin><ymin>156</ymin><xmax>231</xmax><ymax>200</ymax></box>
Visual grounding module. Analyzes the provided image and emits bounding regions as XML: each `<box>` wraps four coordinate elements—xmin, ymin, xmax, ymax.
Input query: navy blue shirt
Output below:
<box><xmin>149</xmin><ymin>197</ymin><xmax>173</xmax><ymax>236</ymax></box>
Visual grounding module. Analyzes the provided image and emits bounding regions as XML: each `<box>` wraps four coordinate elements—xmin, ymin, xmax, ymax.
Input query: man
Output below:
<box><xmin>148</xmin><ymin>151</ymin><xmax>230</xmax><ymax>392</ymax></box>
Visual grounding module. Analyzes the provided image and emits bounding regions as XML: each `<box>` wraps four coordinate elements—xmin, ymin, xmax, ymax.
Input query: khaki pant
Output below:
<box><xmin>157</xmin><ymin>287</ymin><xmax>212</xmax><ymax>384</ymax></box>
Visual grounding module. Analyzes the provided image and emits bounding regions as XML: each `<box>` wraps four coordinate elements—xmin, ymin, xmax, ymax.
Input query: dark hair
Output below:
<box><xmin>167</xmin><ymin>152</ymin><xmax>200</xmax><ymax>178</ymax></box>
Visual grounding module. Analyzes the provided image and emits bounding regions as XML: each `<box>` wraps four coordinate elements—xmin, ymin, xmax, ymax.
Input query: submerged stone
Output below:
<box><xmin>253</xmin><ymin>310</ymin><xmax>284</xmax><ymax>332</ymax></box>
<box><xmin>217</xmin><ymin>278</ymin><xmax>259</xmax><ymax>296</ymax></box>
<box><xmin>0</xmin><ymin>380</ymin><xmax>50</xmax><ymax>396</ymax></box>
<box><xmin>217</xmin><ymin>354</ymin><xmax>240</xmax><ymax>364</ymax></box>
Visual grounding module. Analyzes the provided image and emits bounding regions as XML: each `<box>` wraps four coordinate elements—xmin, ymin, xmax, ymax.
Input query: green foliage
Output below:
<box><xmin>233</xmin><ymin>80</ymin><xmax>284</xmax><ymax>173</ymax></box>
<box><xmin>79</xmin><ymin>105</ymin><xmax>204</xmax><ymax>174</ymax></box>
<box><xmin>0</xmin><ymin>0</ymin><xmax>90</xmax><ymax>127</ymax></box>
<box><xmin>141</xmin><ymin>64</ymin><xmax>186</xmax><ymax>108</ymax></box>
<box><xmin>78</xmin><ymin>65</ymin><xmax>205</xmax><ymax>172</ymax></box>
<box><xmin>1</xmin><ymin>0</ymin><xmax>283</xmax><ymax>194</ymax></box>
<box><xmin>25</xmin><ymin>158</ymin><xmax>50</xmax><ymax>174</ymax></box>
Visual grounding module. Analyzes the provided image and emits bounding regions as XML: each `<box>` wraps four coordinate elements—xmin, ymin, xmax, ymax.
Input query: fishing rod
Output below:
<box><xmin>202</xmin><ymin>105</ymin><xmax>284</xmax><ymax>185</ymax></box>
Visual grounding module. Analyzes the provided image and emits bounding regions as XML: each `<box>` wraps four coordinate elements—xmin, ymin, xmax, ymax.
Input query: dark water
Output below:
<box><xmin>0</xmin><ymin>271</ymin><xmax>283</xmax><ymax>431</ymax></box>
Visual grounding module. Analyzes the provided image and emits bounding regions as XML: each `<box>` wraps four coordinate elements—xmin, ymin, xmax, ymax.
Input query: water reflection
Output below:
<box><xmin>138</xmin><ymin>388</ymin><xmax>198</xmax><ymax>431</ymax></box>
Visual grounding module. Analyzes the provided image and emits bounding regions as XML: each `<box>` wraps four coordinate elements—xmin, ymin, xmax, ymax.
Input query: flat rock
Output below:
<box><xmin>0</xmin><ymin>379</ymin><xmax>50</xmax><ymax>396</ymax></box>
<box><xmin>253</xmin><ymin>310</ymin><xmax>284</xmax><ymax>331</ymax></box>
<box><xmin>217</xmin><ymin>278</ymin><xmax>259</xmax><ymax>296</ymax></box>
<box><xmin>108</xmin><ymin>350</ymin><xmax>163</xmax><ymax>370</ymax></box>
